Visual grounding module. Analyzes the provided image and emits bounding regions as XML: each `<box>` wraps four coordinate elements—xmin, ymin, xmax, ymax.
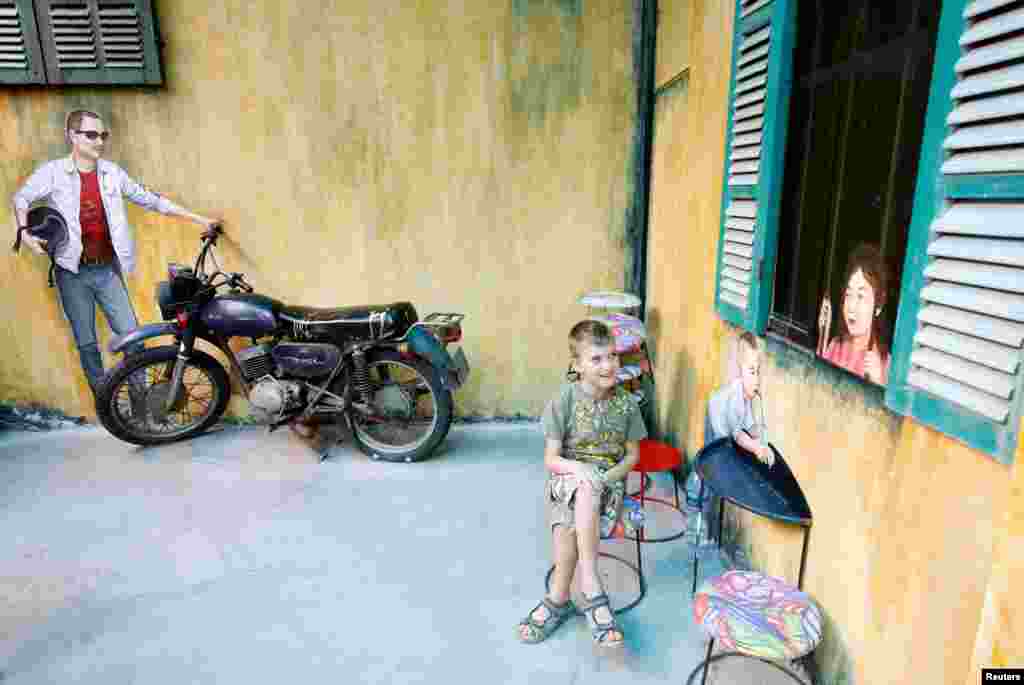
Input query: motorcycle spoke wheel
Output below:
<box><xmin>350</xmin><ymin>352</ymin><xmax>452</xmax><ymax>462</ymax></box>
<box><xmin>112</xmin><ymin>364</ymin><xmax>218</xmax><ymax>437</ymax></box>
<box><xmin>97</xmin><ymin>346</ymin><xmax>231</xmax><ymax>446</ymax></box>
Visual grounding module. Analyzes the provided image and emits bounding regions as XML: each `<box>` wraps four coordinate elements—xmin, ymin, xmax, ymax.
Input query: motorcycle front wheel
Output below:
<box><xmin>96</xmin><ymin>346</ymin><xmax>231</xmax><ymax>446</ymax></box>
<box><xmin>349</xmin><ymin>350</ymin><xmax>453</xmax><ymax>462</ymax></box>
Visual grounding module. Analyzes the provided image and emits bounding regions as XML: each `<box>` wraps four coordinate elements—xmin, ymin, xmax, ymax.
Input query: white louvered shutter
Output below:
<box><xmin>35</xmin><ymin>0</ymin><xmax>161</xmax><ymax>84</ymax></box>
<box><xmin>888</xmin><ymin>0</ymin><xmax>1024</xmax><ymax>462</ymax></box>
<box><xmin>0</xmin><ymin>0</ymin><xmax>45</xmax><ymax>83</ymax></box>
<box><xmin>714</xmin><ymin>0</ymin><xmax>797</xmax><ymax>332</ymax></box>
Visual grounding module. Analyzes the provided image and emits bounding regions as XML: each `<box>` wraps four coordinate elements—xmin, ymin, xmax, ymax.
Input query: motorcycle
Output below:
<box><xmin>95</xmin><ymin>224</ymin><xmax>470</xmax><ymax>462</ymax></box>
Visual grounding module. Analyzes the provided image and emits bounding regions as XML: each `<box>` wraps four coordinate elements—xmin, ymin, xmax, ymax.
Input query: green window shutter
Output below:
<box><xmin>713</xmin><ymin>0</ymin><xmax>797</xmax><ymax>333</ymax></box>
<box><xmin>0</xmin><ymin>0</ymin><xmax>46</xmax><ymax>83</ymax></box>
<box><xmin>887</xmin><ymin>0</ymin><xmax>1024</xmax><ymax>464</ymax></box>
<box><xmin>34</xmin><ymin>0</ymin><xmax>162</xmax><ymax>85</ymax></box>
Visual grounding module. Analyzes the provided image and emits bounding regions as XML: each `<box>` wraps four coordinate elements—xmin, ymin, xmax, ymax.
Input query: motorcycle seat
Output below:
<box><xmin>279</xmin><ymin>301</ymin><xmax>418</xmax><ymax>340</ymax></box>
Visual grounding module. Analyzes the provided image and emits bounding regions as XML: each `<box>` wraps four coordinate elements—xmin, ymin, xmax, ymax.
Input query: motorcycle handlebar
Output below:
<box><xmin>229</xmin><ymin>272</ymin><xmax>254</xmax><ymax>293</ymax></box>
<box><xmin>200</xmin><ymin>223</ymin><xmax>223</xmax><ymax>242</ymax></box>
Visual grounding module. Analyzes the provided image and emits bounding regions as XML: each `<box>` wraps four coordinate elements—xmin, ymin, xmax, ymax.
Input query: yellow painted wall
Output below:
<box><xmin>649</xmin><ymin>2</ymin><xmax>1023</xmax><ymax>683</ymax></box>
<box><xmin>0</xmin><ymin>0</ymin><xmax>637</xmax><ymax>420</ymax></box>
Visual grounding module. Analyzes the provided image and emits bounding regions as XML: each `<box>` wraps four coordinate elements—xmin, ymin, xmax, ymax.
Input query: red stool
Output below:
<box><xmin>629</xmin><ymin>439</ymin><xmax>687</xmax><ymax>578</ymax></box>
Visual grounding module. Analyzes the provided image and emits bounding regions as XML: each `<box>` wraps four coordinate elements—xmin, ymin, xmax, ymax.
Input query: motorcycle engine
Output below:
<box><xmin>236</xmin><ymin>343</ymin><xmax>306</xmax><ymax>424</ymax></box>
<box><xmin>249</xmin><ymin>377</ymin><xmax>305</xmax><ymax>424</ymax></box>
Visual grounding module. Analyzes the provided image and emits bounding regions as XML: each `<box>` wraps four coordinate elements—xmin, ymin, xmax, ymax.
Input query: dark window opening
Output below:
<box><xmin>769</xmin><ymin>0</ymin><xmax>941</xmax><ymax>382</ymax></box>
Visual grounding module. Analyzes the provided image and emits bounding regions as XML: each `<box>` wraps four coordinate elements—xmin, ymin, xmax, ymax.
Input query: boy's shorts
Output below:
<box><xmin>546</xmin><ymin>471</ymin><xmax>625</xmax><ymax>538</ymax></box>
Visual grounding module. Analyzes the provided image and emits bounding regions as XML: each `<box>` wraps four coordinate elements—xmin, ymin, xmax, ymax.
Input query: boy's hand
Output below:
<box><xmin>573</xmin><ymin>462</ymin><xmax>606</xmax><ymax>492</ymax></box>
<box><xmin>756</xmin><ymin>443</ymin><xmax>775</xmax><ymax>467</ymax></box>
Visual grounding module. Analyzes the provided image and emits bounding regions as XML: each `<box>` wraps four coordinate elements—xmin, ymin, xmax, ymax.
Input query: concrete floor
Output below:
<box><xmin>0</xmin><ymin>423</ymin><xmax>804</xmax><ymax>684</ymax></box>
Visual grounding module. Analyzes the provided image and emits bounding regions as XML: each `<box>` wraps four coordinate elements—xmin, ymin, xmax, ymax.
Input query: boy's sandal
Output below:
<box><xmin>579</xmin><ymin>593</ymin><xmax>624</xmax><ymax>647</ymax></box>
<box><xmin>517</xmin><ymin>596</ymin><xmax>575</xmax><ymax>644</ymax></box>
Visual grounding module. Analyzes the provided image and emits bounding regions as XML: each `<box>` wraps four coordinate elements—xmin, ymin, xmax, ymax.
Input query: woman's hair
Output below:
<box><xmin>64</xmin><ymin>109</ymin><xmax>102</xmax><ymax>145</ymax></box>
<box><xmin>839</xmin><ymin>243</ymin><xmax>890</xmax><ymax>354</ymax></box>
<box><xmin>568</xmin><ymin>319</ymin><xmax>612</xmax><ymax>360</ymax></box>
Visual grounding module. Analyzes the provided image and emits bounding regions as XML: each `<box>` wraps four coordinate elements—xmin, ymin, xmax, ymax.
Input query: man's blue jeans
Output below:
<box><xmin>55</xmin><ymin>263</ymin><xmax>144</xmax><ymax>393</ymax></box>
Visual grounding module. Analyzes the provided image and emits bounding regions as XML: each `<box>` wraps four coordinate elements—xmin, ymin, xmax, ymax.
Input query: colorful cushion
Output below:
<box><xmin>693</xmin><ymin>570</ymin><xmax>823</xmax><ymax>660</ymax></box>
<box><xmin>619</xmin><ymin>351</ymin><xmax>651</xmax><ymax>374</ymax></box>
<box><xmin>616</xmin><ymin>365</ymin><xmax>642</xmax><ymax>382</ymax></box>
<box><xmin>590</xmin><ymin>313</ymin><xmax>647</xmax><ymax>353</ymax></box>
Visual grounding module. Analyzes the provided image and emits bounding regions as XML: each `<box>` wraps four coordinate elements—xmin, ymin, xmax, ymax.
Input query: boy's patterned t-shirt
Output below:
<box><xmin>541</xmin><ymin>382</ymin><xmax>647</xmax><ymax>469</ymax></box>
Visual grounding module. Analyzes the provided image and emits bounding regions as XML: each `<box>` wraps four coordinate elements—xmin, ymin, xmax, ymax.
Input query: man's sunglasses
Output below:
<box><xmin>75</xmin><ymin>130</ymin><xmax>110</xmax><ymax>141</ymax></box>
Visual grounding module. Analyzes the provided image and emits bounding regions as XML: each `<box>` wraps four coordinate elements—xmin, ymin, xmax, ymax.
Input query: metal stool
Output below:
<box><xmin>629</xmin><ymin>439</ymin><xmax>686</xmax><ymax>548</ymax></box>
<box><xmin>686</xmin><ymin>437</ymin><xmax>818</xmax><ymax>685</ymax></box>
<box><xmin>544</xmin><ymin>529</ymin><xmax>646</xmax><ymax>615</ymax></box>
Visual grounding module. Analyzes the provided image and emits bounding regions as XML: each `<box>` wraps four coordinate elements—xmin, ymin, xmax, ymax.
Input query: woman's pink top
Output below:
<box><xmin>822</xmin><ymin>338</ymin><xmax>890</xmax><ymax>385</ymax></box>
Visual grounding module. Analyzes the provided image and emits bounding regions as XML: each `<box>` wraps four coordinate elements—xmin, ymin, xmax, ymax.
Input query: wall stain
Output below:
<box><xmin>507</xmin><ymin>0</ymin><xmax>586</xmax><ymax>126</ymax></box>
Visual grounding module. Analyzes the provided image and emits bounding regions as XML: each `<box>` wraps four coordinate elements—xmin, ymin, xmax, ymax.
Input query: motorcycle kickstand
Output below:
<box><xmin>319</xmin><ymin>414</ymin><xmax>353</xmax><ymax>462</ymax></box>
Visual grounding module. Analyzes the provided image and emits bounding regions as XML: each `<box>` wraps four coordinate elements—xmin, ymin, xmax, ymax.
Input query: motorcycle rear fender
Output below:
<box><xmin>403</xmin><ymin>326</ymin><xmax>456</xmax><ymax>389</ymax></box>
<box><xmin>108</xmin><ymin>322</ymin><xmax>178</xmax><ymax>355</ymax></box>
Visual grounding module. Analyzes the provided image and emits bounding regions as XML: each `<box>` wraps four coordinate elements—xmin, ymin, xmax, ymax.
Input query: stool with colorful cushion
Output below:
<box><xmin>589</xmin><ymin>312</ymin><xmax>647</xmax><ymax>354</ymax></box>
<box><xmin>687</xmin><ymin>437</ymin><xmax>818</xmax><ymax>684</ymax></box>
<box><xmin>689</xmin><ymin>571</ymin><xmax>822</xmax><ymax>684</ymax></box>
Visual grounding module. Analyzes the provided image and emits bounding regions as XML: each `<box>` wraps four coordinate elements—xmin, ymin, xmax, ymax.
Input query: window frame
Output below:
<box><xmin>0</xmin><ymin>0</ymin><xmax>163</xmax><ymax>86</ymax></box>
<box><xmin>713</xmin><ymin>0</ymin><xmax>799</xmax><ymax>334</ymax></box>
<box><xmin>886</xmin><ymin>0</ymin><xmax>1024</xmax><ymax>464</ymax></box>
<box><xmin>713</xmin><ymin>0</ymin><xmax>1023</xmax><ymax>463</ymax></box>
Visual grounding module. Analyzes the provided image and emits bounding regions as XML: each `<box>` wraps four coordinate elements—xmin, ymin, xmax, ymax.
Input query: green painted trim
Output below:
<box><xmin>34</xmin><ymin>0</ymin><xmax>163</xmax><ymax>87</ymax></box>
<box><xmin>947</xmin><ymin>174</ymin><xmax>1024</xmax><ymax>199</ymax></box>
<box><xmin>713</xmin><ymin>0</ymin><xmax>748</xmax><ymax>329</ymax></box>
<box><xmin>714</xmin><ymin>0</ymin><xmax>797</xmax><ymax>332</ymax></box>
<box><xmin>137</xmin><ymin>0</ymin><xmax>163</xmax><ymax>85</ymax></box>
<box><xmin>57</xmin><ymin>69</ymin><xmax>153</xmax><ymax>85</ymax></box>
<box><xmin>739</xmin><ymin>12</ymin><xmax>771</xmax><ymax>35</ymax></box>
<box><xmin>890</xmin><ymin>386</ymin><xmax>1015</xmax><ymax>464</ymax></box>
<box><xmin>0</xmin><ymin>0</ymin><xmax>46</xmax><ymax>84</ymax></box>
<box><xmin>749</xmin><ymin>0</ymin><xmax>797</xmax><ymax>334</ymax></box>
<box><xmin>886</xmin><ymin>0</ymin><xmax>1019</xmax><ymax>465</ymax></box>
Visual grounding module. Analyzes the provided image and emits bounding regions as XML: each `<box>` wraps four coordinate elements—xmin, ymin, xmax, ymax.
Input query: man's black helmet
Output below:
<box><xmin>12</xmin><ymin>207</ymin><xmax>70</xmax><ymax>287</ymax></box>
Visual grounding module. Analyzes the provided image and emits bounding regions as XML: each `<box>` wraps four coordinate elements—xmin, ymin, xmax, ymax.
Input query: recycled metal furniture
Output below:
<box><xmin>544</xmin><ymin>521</ymin><xmax>646</xmax><ymax>615</ymax></box>
<box><xmin>687</xmin><ymin>437</ymin><xmax>821</xmax><ymax>685</ymax></box>
<box><xmin>629</xmin><ymin>438</ymin><xmax>687</xmax><ymax>559</ymax></box>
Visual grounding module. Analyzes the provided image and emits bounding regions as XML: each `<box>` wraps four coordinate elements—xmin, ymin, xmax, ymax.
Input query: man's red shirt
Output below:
<box><xmin>79</xmin><ymin>170</ymin><xmax>114</xmax><ymax>261</ymax></box>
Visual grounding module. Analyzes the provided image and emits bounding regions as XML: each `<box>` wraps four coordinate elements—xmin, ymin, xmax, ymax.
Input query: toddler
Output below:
<box><xmin>706</xmin><ymin>331</ymin><xmax>772</xmax><ymax>464</ymax></box>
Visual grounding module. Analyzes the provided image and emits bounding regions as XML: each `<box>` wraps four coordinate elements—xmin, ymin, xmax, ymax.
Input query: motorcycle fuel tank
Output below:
<box><xmin>199</xmin><ymin>294</ymin><xmax>282</xmax><ymax>337</ymax></box>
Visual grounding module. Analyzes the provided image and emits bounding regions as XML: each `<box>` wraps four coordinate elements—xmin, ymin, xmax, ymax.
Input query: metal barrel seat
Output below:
<box><xmin>687</xmin><ymin>437</ymin><xmax>820</xmax><ymax>685</ymax></box>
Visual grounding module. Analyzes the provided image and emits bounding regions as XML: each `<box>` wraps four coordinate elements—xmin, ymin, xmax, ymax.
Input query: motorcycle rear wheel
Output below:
<box><xmin>96</xmin><ymin>346</ymin><xmax>231</xmax><ymax>446</ymax></box>
<box><xmin>349</xmin><ymin>350</ymin><xmax>453</xmax><ymax>462</ymax></box>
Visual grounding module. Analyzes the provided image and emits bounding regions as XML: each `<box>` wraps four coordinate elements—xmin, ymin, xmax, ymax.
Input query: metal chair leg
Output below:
<box><xmin>695</xmin><ymin>638</ymin><xmax>715</xmax><ymax>685</ymax></box>
<box><xmin>691</xmin><ymin>476</ymin><xmax>706</xmax><ymax>596</ymax></box>
<box><xmin>688</xmin><ymin>649</ymin><xmax>813</xmax><ymax>685</ymax></box>
<box><xmin>717</xmin><ymin>497</ymin><xmax>725</xmax><ymax>547</ymax></box>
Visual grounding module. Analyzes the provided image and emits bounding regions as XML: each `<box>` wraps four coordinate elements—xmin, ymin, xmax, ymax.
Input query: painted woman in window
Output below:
<box><xmin>816</xmin><ymin>243</ymin><xmax>892</xmax><ymax>385</ymax></box>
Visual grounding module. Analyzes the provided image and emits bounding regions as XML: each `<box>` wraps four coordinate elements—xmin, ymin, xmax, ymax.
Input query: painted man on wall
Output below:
<box><xmin>12</xmin><ymin>109</ymin><xmax>219</xmax><ymax>397</ymax></box>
